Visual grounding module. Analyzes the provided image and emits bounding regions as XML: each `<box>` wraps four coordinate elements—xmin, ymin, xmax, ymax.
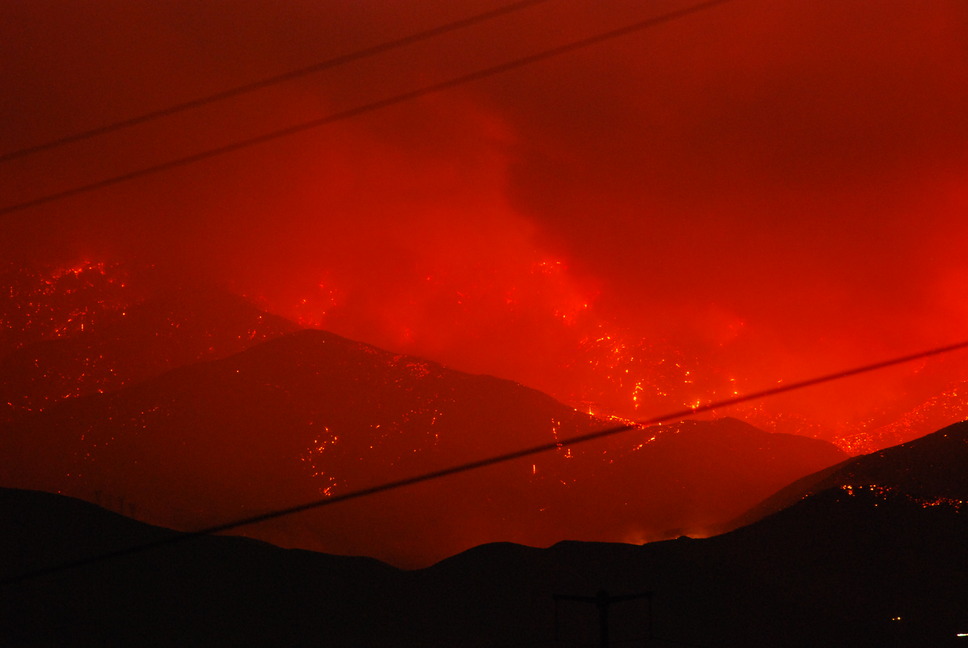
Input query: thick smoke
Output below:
<box><xmin>3</xmin><ymin>0</ymin><xmax>968</xmax><ymax>439</ymax></box>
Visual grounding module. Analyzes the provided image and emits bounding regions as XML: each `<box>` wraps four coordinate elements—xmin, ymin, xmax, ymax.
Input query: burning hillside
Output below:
<box><xmin>0</xmin><ymin>261</ymin><xmax>136</xmax><ymax>358</ymax></box>
<box><xmin>1</xmin><ymin>322</ymin><xmax>844</xmax><ymax>567</ymax></box>
<box><xmin>5</xmin><ymin>259</ymin><xmax>966</xmax><ymax>451</ymax></box>
<box><xmin>2</xmin><ymin>258</ymin><xmax>966</xmax><ymax>565</ymax></box>
<box><xmin>0</xmin><ymin>262</ymin><xmax>299</xmax><ymax>431</ymax></box>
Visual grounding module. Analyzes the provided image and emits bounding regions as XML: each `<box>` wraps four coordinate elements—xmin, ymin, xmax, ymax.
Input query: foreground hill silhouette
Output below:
<box><xmin>0</xmin><ymin>487</ymin><xmax>397</xmax><ymax>647</ymax></box>
<box><xmin>2</xmin><ymin>446</ymin><xmax>966</xmax><ymax>648</ymax></box>
<box><xmin>730</xmin><ymin>418</ymin><xmax>968</xmax><ymax>530</ymax></box>
<box><xmin>0</xmin><ymin>329</ymin><xmax>844</xmax><ymax>566</ymax></box>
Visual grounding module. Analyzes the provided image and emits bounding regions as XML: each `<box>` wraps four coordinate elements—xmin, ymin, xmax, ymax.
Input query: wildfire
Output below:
<box><xmin>564</xmin><ymin>328</ymin><xmax>747</xmax><ymax>421</ymax></box>
<box><xmin>1</xmin><ymin>260</ymin><xmax>135</xmax><ymax>352</ymax></box>
<box><xmin>291</xmin><ymin>277</ymin><xmax>343</xmax><ymax>328</ymax></box>
<box><xmin>4</xmin><ymin>257</ymin><xmax>960</xmax><ymax>458</ymax></box>
<box><xmin>838</xmin><ymin>384</ymin><xmax>968</xmax><ymax>454</ymax></box>
<box><xmin>839</xmin><ymin>483</ymin><xmax>967</xmax><ymax>512</ymax></box>
<box><xmin>257</xmin><ymin>253</ymin><xmax>774</xmax><ymax>433</ymax></box>
<box><xmin>0</xmin><ymin>260</ymin><xmax>299</xmax><ymax>415</ymax></box>
<box><xmin>550</xmin><ymin>417</ymin><xmax>573</xmax><ymax>458</ymax></box>
<box><xmin>299</xmin><ymin>424</ymin><xmax>340</xmax><ymax>496</ymax></box>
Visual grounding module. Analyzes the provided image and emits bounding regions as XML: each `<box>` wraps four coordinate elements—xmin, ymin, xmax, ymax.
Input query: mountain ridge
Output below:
<box><xmin>3</xmin><ymin>452</ymin><xmax>966</xmax><ymax>648</ymax></box>
<box><xmin>726</xmin><ymin>418</ymin><xmax>968</xmax><ymax>531</ymax></box>
<box><xmin>1</xmin><ymin>327</ymin><xmax>845</xmax><ymax>567</ymax></box>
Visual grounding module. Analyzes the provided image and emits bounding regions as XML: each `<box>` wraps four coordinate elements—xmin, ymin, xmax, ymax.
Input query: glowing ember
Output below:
<box><xmin>3</xmin><ymin>257</ymin><xmax>965</xmax><ymax>454</ymax></box>
<box><xmin>0</xmin><ymin>261</ymin><xmax>134</xmax><ymax>355</ymax></box>
<box><xmin>0</xmin><ymin>262</ymin><xmax>297</xmax><ymax>414</ymax></box>
<box><xmin>839</xmin><ymin>483</ymin><xmax>967</xmax><ymax>512</ymax></box>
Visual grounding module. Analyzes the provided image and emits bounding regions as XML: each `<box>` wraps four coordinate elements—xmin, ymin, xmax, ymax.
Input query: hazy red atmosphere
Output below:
<box><xmin>3</xmin><ymin>0</ymin><xmax>968</xmax><ymax>450</ymax></box>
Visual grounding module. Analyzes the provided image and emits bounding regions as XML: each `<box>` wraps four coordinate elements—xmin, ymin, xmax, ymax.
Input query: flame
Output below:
<box><xmin>299</xmin><ymin>424</ymin><xmax>340</xmax><ymax>496</ymax></box>
<box><xmin>839</xmin><ymin>483</ymin><xmax>967</xmax><ymax>511</ymax></box>
<box><xmin>3</xmin><ymin>257</ymin><xmax>962</xmax><ymax>456</ymax></box>
<box><xmin>1</xmin><ymin>260</ymin><xmax>134</xmax><ymax>349</ymax></box>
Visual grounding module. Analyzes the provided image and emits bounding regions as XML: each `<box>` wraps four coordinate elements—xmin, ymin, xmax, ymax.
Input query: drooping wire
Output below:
<box><xmin>0</xmin><ymin>0</ymin><xmax>737</xmax><ymax>218</ymax></box>
<box><xmin>2</xmin><ymin>335</ymin><xmax>966</xmax><ymax>586</ymax></box>
<box><xmin>0</xmin><ymin>0</ymin><xmax>556</xmax><ymax>164</ymax></box>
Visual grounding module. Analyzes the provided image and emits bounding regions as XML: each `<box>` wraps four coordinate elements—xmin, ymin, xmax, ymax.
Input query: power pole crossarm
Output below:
<box><xmin>554</xmin><ymin>589</ymin><xmax>654</xmax><ymax>648</ymax></box>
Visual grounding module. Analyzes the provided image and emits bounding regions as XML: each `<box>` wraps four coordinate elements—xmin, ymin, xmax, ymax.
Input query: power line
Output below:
<box><xmin>0</xmin><ymin>0</ymin><xmax>736</xmax><ymax>218</ymax></box>
<box><xmin>3</xmin><ymin>335</ymin><xmax>967</xmax><ymax>586</ymax></box>
<box><xmin>0</xmin><ymin>0</ymin><xmax>556</xmax><ymax>164</ymax></box>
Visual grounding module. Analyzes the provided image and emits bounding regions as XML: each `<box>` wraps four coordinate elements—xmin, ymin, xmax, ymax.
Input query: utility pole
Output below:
<box><xmin>555</xmin><ymin>588</ymin><xmax>653</xmax><ymax>648</ymax></box>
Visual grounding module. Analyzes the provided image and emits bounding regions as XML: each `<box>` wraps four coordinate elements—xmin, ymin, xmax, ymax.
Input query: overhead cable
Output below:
<box><xmin>0</xmin><ymin>0</ymin><xmax>556</xmax><ymax>164</ymax></box>
<box><xmin>0</xmin><ymin>0</ymin><xmax>736</xmax><ymax>217</ymax></box>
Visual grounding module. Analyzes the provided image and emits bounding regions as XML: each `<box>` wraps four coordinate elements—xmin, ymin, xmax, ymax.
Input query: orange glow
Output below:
<box><xmin>3</xmin><ymin>1</ymin><xmax>968</xmax><ymax>568</ymax></box>
<box><xmin>4</xmin><ymin>256</ymin><xmax>966</xmax><ymax>454</ymax></box>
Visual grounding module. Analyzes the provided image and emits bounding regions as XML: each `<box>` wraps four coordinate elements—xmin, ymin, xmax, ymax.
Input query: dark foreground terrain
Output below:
<box><xmin>3</xmin><ymin>421</ymin><xmax>968</xmax><ymax>647</ymax></box>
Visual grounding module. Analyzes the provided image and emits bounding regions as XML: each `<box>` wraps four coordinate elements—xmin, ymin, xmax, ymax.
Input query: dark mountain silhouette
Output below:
<box><xmin>0</xmin><ymin>487</ymin><xmax>399</xmax><ymax>647</ymax></box>
<box><xmin>0</xmin><ymin>284</ymin><xmax>298</xmax><ymax>416</ymax></box>
<box><xmin>728</xmin><ymin>418</ymin><xmax>968</xmax><ymax>531</ymax></box>
<box><xmin>2</xmin><ymin>466</ymin><xmax>966</xmax><ymax>647</ymax></box>
<box><xmin>416</xmin><ymin>484</ymin><xmax>968</xmax><ymax>647</ymax></box>
<box><xmin>0</xmin><ymin>329</ymin><xmax>845</xmax><ymax>567</ymax></box>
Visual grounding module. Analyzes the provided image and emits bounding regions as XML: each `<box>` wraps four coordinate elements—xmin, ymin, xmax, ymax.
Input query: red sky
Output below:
<box><xmin>3</xmin><ymin>0</ymin><xmax>968</xmax><ymax>442</ymax></box>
